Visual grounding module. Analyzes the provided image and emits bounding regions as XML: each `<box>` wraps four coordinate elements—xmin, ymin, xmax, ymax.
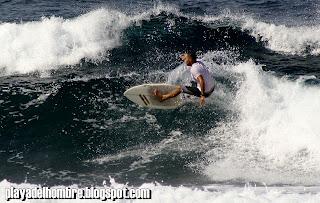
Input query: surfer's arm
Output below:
<box><xmin>197</xmin><ymin>75</ymin><xmax>205</xmax><ymax>96</ymax></box>
<box><xmin>197</xmin><ymin>75</ymin><xmax>206</xmax><ymax>106</ymax></box>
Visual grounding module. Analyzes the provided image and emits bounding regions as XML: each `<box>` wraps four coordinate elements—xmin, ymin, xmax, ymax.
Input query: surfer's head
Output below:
<box><xmin>180</xmin><ymin>51</ymin><xmax>197</xmax><ymax>66</ymax></box>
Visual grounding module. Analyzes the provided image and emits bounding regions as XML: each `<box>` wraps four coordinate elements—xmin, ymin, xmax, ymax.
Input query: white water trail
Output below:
<box><xmin>202</xmin><ymin>56</ymin><xmax>320</xmax><ymax>185</ymax></box>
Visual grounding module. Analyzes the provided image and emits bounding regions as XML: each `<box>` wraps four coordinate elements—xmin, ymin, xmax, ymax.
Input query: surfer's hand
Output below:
<box><xmin>200</xmin><ymin>96</ymin><xmax>205</xmax><ymax>106</ymax></box>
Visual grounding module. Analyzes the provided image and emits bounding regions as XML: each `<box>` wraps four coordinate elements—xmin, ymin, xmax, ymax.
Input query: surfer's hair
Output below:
<box><xmin>185</xmin><ymin>51</ymin><xmax>197</xmax><ymax>61</ymax></box>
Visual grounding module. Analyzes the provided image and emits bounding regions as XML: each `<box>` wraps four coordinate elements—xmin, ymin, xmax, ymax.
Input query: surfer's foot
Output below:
<box><xmin>153</xmin><ymin>89</ymin><xmax>165</xmax><ymax>102</ymax></box>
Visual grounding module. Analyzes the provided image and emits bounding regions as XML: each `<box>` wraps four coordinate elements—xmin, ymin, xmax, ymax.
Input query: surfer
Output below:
<box><xmin>154</xmin><ymin>52</ymin><xmax>214</xmax><ymax>106</ymax></box>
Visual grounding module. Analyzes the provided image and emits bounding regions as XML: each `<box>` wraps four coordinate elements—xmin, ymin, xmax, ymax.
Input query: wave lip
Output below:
<box><xmin>242</xmin><ymin>18</ymin><xmax>320</xmax><ymax>55</ymax></box>
<box><xmin>0</xmin><ymin>8</ymin><xmax>131</xmax><ymax>75</ymax></box>
<box><xmin>197</xmin><ymin>12</ymin><xmax>320</xmax><ymax>55</ymax></box>
<box><xmin>2</xmin><ymin>5</ymin><xmax>320</xmax><ymax>75</ymax></box>
<box><xmin>0</xmin><ymin>3</ymin><xmax>182</xmax><ymax>75</ymax></box>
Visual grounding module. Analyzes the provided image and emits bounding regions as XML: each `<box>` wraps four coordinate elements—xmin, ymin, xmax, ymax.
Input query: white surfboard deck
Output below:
<box><xmin>124</xmin><ymin>83</ymin><xmax>183</xmax><ymax>109</ymax></box>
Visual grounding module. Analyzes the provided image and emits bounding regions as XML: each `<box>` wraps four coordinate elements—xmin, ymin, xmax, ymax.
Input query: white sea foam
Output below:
<box><xmin>202</xmin><ymin>55</ymin><xmax>320</xmax><ymax>185</ymax></box>
<box><xmin>1</xmin><ymin>6</ymin><xmax>319</xmax><ymax>76</ymax></box>
<box><xmin>0</xmin><ymin>9</ymin><xmax>130</xmax><ymax>74</ymax></box>
<box><xmin>242</xmin><ymin>18</ymin><xmax>320</xmax><ymax>55</ymax></box>
<box><xmin>197</xmin><ymin>12</ymin><xmax>320</xmax><ymax>55</ymax></box>
<box><xmin>1</xmin><ymin>179</ymin><xmax>320</xmax><ymax>203</ymax></box>
<box><xmin>0</xmin><ymin>5</ymin><xmax>179</xmax><ymax>75</ymax></box>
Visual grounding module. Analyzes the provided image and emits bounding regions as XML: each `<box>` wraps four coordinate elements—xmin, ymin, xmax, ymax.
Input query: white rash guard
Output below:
<box><xmin>189</xmin><ymin>61</ymin><xmax>214</xmax><ymax>93</ymax></box>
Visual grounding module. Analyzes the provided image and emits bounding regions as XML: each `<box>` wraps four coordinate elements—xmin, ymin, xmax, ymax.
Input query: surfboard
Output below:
<box><xmin>124</xmin><ymin>83</ymin><xmax>183</xmax><ymax>109</ymax></box>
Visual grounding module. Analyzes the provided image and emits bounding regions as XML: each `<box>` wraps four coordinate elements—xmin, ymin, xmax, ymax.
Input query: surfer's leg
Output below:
<box><xmin>154</xmin><ymin>86</ymin><xmax>182</xmax><ymax>102</ymax></box>
<box><xmin>181</xmin><ymin>86</ymin><xmax>201</xmax><ymax>97</ymax></box>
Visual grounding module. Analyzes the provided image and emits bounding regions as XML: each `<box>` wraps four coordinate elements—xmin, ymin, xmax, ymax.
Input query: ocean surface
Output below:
<box><xmin>1</xmin><ymin>0</ymin><xmax>320</xmax><ymax>202</ymax></box>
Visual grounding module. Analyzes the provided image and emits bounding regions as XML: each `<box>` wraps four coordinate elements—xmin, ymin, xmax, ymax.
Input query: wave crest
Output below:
<box><xmin>0</xmin><ymin>9</ymin><xmax>131</xmax><ymax>74</ymax></box>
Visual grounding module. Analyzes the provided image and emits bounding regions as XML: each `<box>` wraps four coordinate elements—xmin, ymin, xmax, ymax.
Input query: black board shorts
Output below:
<box><xmin>181</xmin><ymin>85</ymin><xmax>214</xmax><ymax>98</ymax></box>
